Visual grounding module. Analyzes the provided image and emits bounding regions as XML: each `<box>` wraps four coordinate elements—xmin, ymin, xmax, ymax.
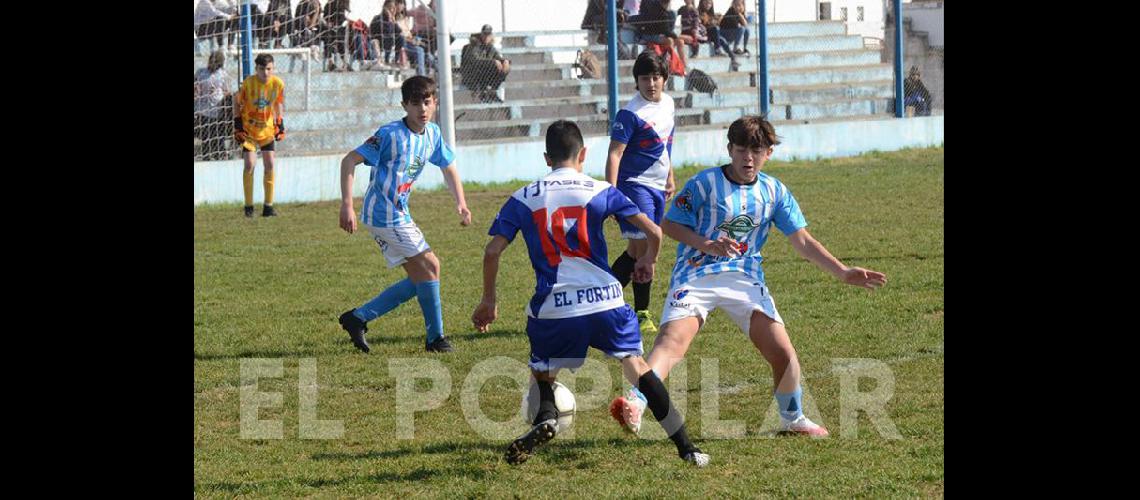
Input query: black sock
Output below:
<box><xmin>611</xmin><ymin>251</ymin><xmax>635</xmax><ymax>288</ymax></box>
<box><xmin>633</xmin><ymin>280</ymin><xmax>652</xmax><ymax>312</ymax></box>
<box><xmin>637</xmin><ymin>371</ymin><xmax>695</xmax><ymax>455</ymax></box>
<box><xmin>535</xmin><ymin>380</ymin><xmax>558</xmax><ymax>424</ymax></box>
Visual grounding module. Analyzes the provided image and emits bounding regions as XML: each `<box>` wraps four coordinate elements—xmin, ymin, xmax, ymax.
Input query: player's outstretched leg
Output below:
<box><xmin>615</xmin><ymin>357</ymin><xmax>710</xmax><ymax>467</ymax></box>
<box><xmin>505</xmin><ymin>378</ymin><xmax>559</xmax><ymax>465</ymax></box>
<box><xmin>749</xmin><ymin>311</ymin><xmax>829</xmax><ymax>437</ymax></box>
<box><xmin>338</xmin><ymin>309</ymin><xmax>370</xmax><ymax>353</ymax></box>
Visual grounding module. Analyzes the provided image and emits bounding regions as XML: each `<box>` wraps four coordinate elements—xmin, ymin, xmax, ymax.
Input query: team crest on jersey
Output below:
<box><xmin>612</xmin><ymin>122</ymin><xmax>624</xmax><ymax>132</ymax></box>
<box><xmin>405</xmin><ymin>156</ymin><xmax>426</xmax><ymax>179</ymax></box>
<box><xmin>364</xmin><ymin>136</ymin><xmax>380</xmax><ymax>146</ymax></box>
<box><xmin>716</xmin><ymin>214</ymin><xmax>760</xmax><ymax>241</ymax></box>
<box><xmin>674</xmin><ymin>189</ymin><xmax>693</xmax><ymax>212</ymax></box>
<box><xmin>673</xmin><ymin>289</ymin><xmax>689</xmax><ymax>300</ymax></box>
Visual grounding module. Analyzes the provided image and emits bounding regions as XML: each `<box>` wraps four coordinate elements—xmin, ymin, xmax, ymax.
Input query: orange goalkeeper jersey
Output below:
<box><xmin>237</xmin><ymin>75</ymin><xmax>285</xmax><ymax>143</ymax></box>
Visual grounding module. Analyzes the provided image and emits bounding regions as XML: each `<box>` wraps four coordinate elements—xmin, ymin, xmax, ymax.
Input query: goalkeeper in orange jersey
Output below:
<box><xmin>234</xmin><ymin>53</ymin><xmax>286</xmax><ymax>217</ymax></box>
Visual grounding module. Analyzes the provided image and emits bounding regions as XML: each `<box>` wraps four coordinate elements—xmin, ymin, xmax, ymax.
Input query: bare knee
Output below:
<box><xmin>425</xmin><ymin>253</ymin><xmax>440</xmax><ymax>279</ymax></box>
<box><xmin>417</xmin><ymin>252</ymin><xmax>441</xmax><ymax>281</ymax></box>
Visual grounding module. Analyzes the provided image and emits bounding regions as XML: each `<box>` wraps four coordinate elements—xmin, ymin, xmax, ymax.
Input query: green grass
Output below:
<box><xmin>194</xmin><ymin>147</ymin><xmax>944</xmax><ymax>497</ymax></box>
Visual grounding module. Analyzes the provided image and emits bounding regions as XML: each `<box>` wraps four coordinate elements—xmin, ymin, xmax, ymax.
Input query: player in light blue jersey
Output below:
<box><xmin>336</xmin><ymin>76</ymin><xmax>473</xmax><ymax>354</ymax></box>
<box><xmin>611</xmin><ymin>115</ymin><xmax>887</xmax><ymax>437</ymax></box>
<box><xmin>472</xmin><ymin>120</ymin><xmax>708</xmax><ymax>467</ymax></box>
<box><xmin>605</xmin><ymin>52</ymin><xmax>677</xmax><ymax>333</ymax></box>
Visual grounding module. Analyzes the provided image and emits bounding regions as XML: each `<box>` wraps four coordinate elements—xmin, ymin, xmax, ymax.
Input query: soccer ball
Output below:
<box><xmin>521</xmin><ymin>381</ymin><xmax>576</xmax><ymax>431</ymax></box>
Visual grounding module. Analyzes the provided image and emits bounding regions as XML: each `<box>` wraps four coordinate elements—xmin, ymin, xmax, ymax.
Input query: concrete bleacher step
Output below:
<box><xmin>279</xmin><ymin>127</ymin><xmax>381</xmax><ymax>155</ymax></box>
<box><xmin>686</xmin><ymin>87</ymin><xmax>765</xmax><ymax>109</ymax></box>
<box><xmin>768</xmin><ymin>49</ymin><xmax>881</xmax><ymax>70</ymax></box>
<box><xmin>672</xmin><ymin>70</ymin><xmax>756</xmax><ymax>90</ymax></box>
<box><xmin>288</xmin><ymin>108</ymin><xmax>406</xmax><ymax>131</ymax></box>
<box><xmin>455</xmin><ymin>95</ymin><xmax>607</xmax><ymax>122</ymax></box>
<box><xmin>766</xmin><ymin>34</ymin><xmax>865</xmax><ymax>53</ymax></box>
<box><xmin>299</xmin><ymin>70</ymin><xmax>402</xmax><ymax>90</ymax></box>
<box><xmin>766</xmin><ymin>21</ymin><xmax>848</xmax><ymax>38</ymax></box>
<box><xmin>490</xmin><ymin>63</ymin><xmax>571</xmax><ymax>82</ymax></box>
<box><xmin>286</xmin><ymin>87</ymin><xmax>402</xmax><ymax>112</ymax></box>
<box><xmin>769</xmin><ymin>64</ymin><xmax>893</xmax><ymax>86</ymax></box>
<box><xmin>770</xmin><ymin>80</ymin><xmax>894</xmax><ymax>104</ymax></box>
<box><xmin>776</xmin><ymin>98</ymin><xmax>894</xmax><ymax>121</ymax></box>
<box><xmin>494</xmin><ymin>45</ymin><xmax>586</xmax><ymax>65</ymax></box>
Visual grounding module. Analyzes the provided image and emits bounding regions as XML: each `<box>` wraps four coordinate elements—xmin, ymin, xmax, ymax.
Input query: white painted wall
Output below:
<box><xmin>902</xmin><ymin>1</ymin><xmax>943</xmax><ymax>47</ymax></box>
<box><xmin>816</xmin><ymin>0</ymin><xmax>886</xmax><ymax>39</ymax></box>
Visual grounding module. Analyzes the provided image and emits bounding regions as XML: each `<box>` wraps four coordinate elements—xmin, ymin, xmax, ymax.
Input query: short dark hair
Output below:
<box><xmin>254</xmin><ymin>53</ymin><xmax>274</xmax><ymax>67</ymax></box>
<box><xmin>632</xmin><ymin>51</ymin><xmax>669</xmax><ymax>81</ymax></box>
<box><xmin>545</xmin><ymin>120</ymin><xmax>585</xmax><ymax>163</ymax></box>
<box><xmin>401</xmin><ymin>75</ymin><xmax>437</xmax><ymax>103</ymax></box>
<box><xmin>727</xmin><ymin>115</ymin><xmax>781</xmax><ymax>149</ymax></box>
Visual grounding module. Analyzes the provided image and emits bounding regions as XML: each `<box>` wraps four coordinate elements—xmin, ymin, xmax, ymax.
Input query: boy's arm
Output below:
<box><xmin>232</xmin><ymin>87</ymin><xmax>243</xmax><ymax>118</ymax></box>
<box><xmin>665</xmin><ymin>166</ymin><xmax>676</xmax><ymax>200</ymax></box>
<box><xmin>339</xmin><ymin>151</ymin><xmax>365</xmax><ymax>234</ymax></box>
<box><xmin>661</xmin><ymin>218</ymin><xmax>740</xmax><ymax>258</ymax></box>
<box><xmin>624</xmin><ymin>213</ymin><xmax>662</xmax><ymax>283</ymax></box>
<box><xmin>786</xmin><ymin>228</ymin><xmax>887</xmax><ymax>290</ymax></box>
<box><xmin>441</xmin><ymin>163</ymin><xmax>472</xmax><ymax>226</ymax></box>
<box><xmin>605</xmin><ymin>140</ymin><xmax>626</xmax><ymax>186</ymax></box>
<box><xmin>472</xmin><ymin>235</ymin><xmax>511</xmax><ymax>332</ymax></box>
<box><xmin>273</xmin><ymin>98</ymin><xmax>285</xmax><ymax>140</ymax></box>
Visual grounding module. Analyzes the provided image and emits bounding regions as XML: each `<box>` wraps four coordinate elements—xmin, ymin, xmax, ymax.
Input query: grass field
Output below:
<box><xmin>194</xmin><ymin>147</ymin><xmax>944</xmax><ymax>497</ymax></box>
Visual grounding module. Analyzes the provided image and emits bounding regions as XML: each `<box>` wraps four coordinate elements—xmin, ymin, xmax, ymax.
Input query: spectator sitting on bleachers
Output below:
<box><xmin>718</xmin><ymin>0</ymin><xmax>750</xmax><ymax>55</ymax></box>
<box><xmin>371</xmin><ymin>0</ymin><xmax>404</xmax><ymax>68</ymax></box>
<box><xmin>258</xmin><ymin>0</ymin><xmax>291</xmax><ymax>49</ymax></box>
<box><xmin>410</xmin><ymin>0</ymin><xmax>439</xmax><ymax>54</ymax></box>
<box><xmin>697</xmin><ymin>0</ymin><xmax>733</xmax><ymax>59</ymax></box>
<box><xmin>631</xmin><ymin>0</ymin><xmax>687</xmax><ymax>70</ymax></box>
<box><xmin>322</xmin><ymin>0</ymin><xmax>352</xmax><ymax>72</ymax></box>
<box><xmin>461</xmin><ymin>24</ymin><xmax>511</xmax><ymax>103</ymax></box>
<box><xmin>292</xmin><ymin>0</ymin><xmax>324</xmax><ymax>53</ymax></box>
<box><xmin>904</xmin><ymin>66</ymin><xmax>933</xmax><ymax>116</ymax></box>
<box><xmin>582</xmin><ymin>0</ymin><xmax>634</xmax><ymax>58</ymax></box>
<box><xmin>677</xmin><ymin>0</ymin><xmax>705</xmax><ymax>57</ymax></box>
<box><xmin>396</xmin><ymin>1</ymin><xmax>435</xmax><ymax>76</ymax></box>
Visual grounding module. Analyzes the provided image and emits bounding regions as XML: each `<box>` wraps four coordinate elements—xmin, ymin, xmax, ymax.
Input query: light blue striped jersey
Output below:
<box><xmin>665</xmin><ymin>166</ymin><xmax>808</xmax><ymax>288</ymax></box>
<box><xmin>354</xmin><ymin>119</ymin><xmax>455</xmax><ymax>227</ymax></box>
<box><xmin>611</xmin><ymin>93</ymin><xmax>674</xmax><ymax>191</ymax></box>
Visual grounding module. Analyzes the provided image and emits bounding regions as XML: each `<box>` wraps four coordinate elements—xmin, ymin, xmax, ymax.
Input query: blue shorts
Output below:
<box><xmin>616</xmin><ymin>182</ymin><xmax>665</xmax><ymax>239</ymax></box>
<box><xmin>526</xmin><ymin>305</ymin><xmax>643</xmax><ymax>371</ymax></box>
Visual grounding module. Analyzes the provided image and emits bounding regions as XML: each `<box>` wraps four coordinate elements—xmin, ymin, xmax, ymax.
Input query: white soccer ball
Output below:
<box><xmin>522</xmin><ymin>381</ymin><xmax>576</xmax><ymax>431</ymax></box>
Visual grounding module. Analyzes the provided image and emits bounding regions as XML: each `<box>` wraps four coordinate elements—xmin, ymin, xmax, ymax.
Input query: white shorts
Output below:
<box><xmin>364</xmin><ymin>223</ymin><xmax>431</xmax><ymax>268</ymax></box>
<box><xmin>660</xmin><ymin>272</ymin><xmax>784</xmax><ymax>334</ymax></box>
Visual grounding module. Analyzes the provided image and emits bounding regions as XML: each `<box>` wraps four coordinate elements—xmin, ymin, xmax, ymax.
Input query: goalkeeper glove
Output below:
<box><xmin>233</xmin><ymin>117</ymin><xmax>248</xmax><ymax>142</ymax></box>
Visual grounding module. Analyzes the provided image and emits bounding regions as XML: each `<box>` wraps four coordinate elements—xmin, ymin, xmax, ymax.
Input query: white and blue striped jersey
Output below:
<box><xmin>488</xmin><ymin>168</ymin><xmax>641</xmax><ymax>319</ymax></box>
<box><xmin>665</xmin><ymin>166</ymin><xmax>808</xmax><ymax>288</ymax></box>
<box><xmin>354</xmin><ymin>119</ymin><xmax>455</xmax><ymax>228</ymax></box>
<box><xmin>611</xmin><ymin>93</ymin><xmax>674</xmax><ymax>191</ymax></box>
